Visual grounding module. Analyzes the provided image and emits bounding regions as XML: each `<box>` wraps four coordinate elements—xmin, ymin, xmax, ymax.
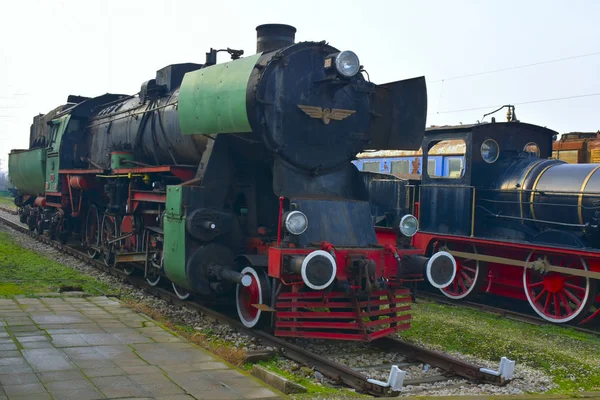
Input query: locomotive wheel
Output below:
<box><xmin>172</xmin><ymin>283</ymin><xmax>191</xmax><ymax>300</ymax></box>
<box><xmin>58</xmin><ymin>216</ymin><xmax>69</xmax><ymax>245</ymax></box>
<box><xmin>146</xmin><ymin>247</ymin><xmax>162</xmax><ymax>287</ymax></box>
<box><xmin>437</xmin><ymin>242</ymin><xmax>486</xmax><ymax>300</ymax></box>
<box><xmin>120</xmin><ymin>216</ymin><xmax>139</xmax><ymax>276</ymax></box>
<box><xmin>36</xmin><ymin>218</ymin><xmax>44</xmax><ymax>236</ymax></box>
<box><xmin>51</xmin><ymin>213</ymin><xmax>68</xmax><ymax>244</ymax></box>
<box><xmin>523</xmin><ymin>252</ymin><xmax>596</xmax><ymax>323</ymax></box>
<box><xmin>123</xmin><ymin>266</ymin><xmax>136</xmax><ymax>276</ymax></box>
<box><xmin>101</xmin><ymin>215</ymin><xmax>118</xmax><ymax>267</ymax></box>
<box><xmin>146</xmin><ymin>269</ymin><xmax>161</xmax><ymax>286</ymax></box>
<box><xmin>27</xmin><ymin>214</ymin><xmax>36</xmax><ymax>231</ymax></box>
<box><xmin>85</xmin><ymin>205</ymin><xmax>100</xmax><ymax>258</ymax></box>
<box><xmin>236</xmin><ymin>266</ymin><xmax>271</xmax><ymax>328</ymax></box>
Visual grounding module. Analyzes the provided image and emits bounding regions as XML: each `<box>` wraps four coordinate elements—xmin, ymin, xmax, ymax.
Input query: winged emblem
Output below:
<box><xmin>297</xmin><ymin>105</ymin><xmax>356</xmax><ymax>124</ymax></box>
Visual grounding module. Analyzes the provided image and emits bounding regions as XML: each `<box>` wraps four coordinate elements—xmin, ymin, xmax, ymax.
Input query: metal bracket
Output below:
<box><xmin>367</xmin><ymin>365</ymin><xmax>406</xmax><ymax>392</ymax></box>
<box><xmin>480</xmin><ymin>357</ymin><xmax>516</xmax><ymax>381</ymax></box>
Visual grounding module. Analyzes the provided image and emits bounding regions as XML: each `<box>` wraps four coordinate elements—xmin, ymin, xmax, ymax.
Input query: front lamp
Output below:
<box><xmin>334</xmin><ymin>50</ymin><xmax>360</xmax><ymax>78</ymax></box>
<box><xmin>284</xmin><ymin>211</ymin><xmax>308</xmax><ymax>235</ymax></box>
<box><xmin>399</xmin><ymin>214</ymin><xmax>418</xmax><ymax>237</ymax></box>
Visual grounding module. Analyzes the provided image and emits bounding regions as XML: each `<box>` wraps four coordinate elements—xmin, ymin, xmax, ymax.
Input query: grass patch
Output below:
<box><xmin>245</xmin><ymin>358</ymin><xmax>366</xmax><ymax>398</ymax></box>
<box><xmin>399</xmin><ymin>300</ymin><xmax>600</xmax><ymax>393</ymax></box>
<box><xmin>0</xmin><ymin>232</ymin><xmax>116</xmax><ymax>297</ymax></box>
<box><xmin>123</xmin><ymin>300</ymin><xmax>248</xmax><ymax>366</ymax></box>
<box><xmin>0</xmin><ymin>197</ymin><xmax>15</xmax><ymax>209</ymax></box>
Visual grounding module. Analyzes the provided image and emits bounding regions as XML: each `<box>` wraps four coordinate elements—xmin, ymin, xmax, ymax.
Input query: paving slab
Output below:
<box><xmin>0</xmin><ymin>296</ymin><xmax>282</xmax><ymax>399</ymax></box>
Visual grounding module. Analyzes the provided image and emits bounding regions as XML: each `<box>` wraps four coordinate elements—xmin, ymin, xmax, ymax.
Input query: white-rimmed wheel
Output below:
<box><xmin>236</xmin><ymin>266</ymin><xmax>270</xmax><ymax>328</ymax></box>
<box><xmin>146</xmin><ymin>270</ymin><xmax>161</xmax><ymax>286</ymax></box>
<box><xmin>101</xmin><ymin>215</ymin><xmax>118</xmax><ymax>267</ymax></box>
<box><xmin>172</xmin><ymin>283</ymin><xmax>191</xmax><ymax>300</ymax></box>
<box><xmin>146</xmin><ymin>242</ymin><xmax>162</xmax><ymax>286</ymax></box>
<box><xmin>85</xmin><ymin>205</ymin><xmax>100</xmax><ymax>258</ymax></box>
<box><xmin>437</xmin><ymin>242</ymin><xmax>486</xmax><ymax>300</ymax></box>
<box><xmin>523</xmin><ymin>251</ymin><xmax>595</xmax><ymax>323</ymax></box>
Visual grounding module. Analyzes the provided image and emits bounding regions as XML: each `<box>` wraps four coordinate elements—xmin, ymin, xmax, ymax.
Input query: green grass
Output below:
<box><xmin>0</xmin><ymin>232</ymin><xmax>117</xmax><ymax>297</ymax></box>
<box><xmin>399</xmin><ymin>300</ymin><xmax>600</xmax><ymax>393</ymax></box>
<box><xmin>244</xmin><ymin>358</ymin><xmax>367</xmax><ymax>398</ymax></box>
<box><xmin>0</xmin><ymin>197</ymin><xmax>15</xmax><ymax>208</ymax></box>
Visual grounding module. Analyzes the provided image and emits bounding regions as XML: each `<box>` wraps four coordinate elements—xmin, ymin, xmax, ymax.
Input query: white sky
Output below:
<box><xmin>1</xmin><ymin>0</ymin><xmax>599</xmax><ymax>171</ymax></box>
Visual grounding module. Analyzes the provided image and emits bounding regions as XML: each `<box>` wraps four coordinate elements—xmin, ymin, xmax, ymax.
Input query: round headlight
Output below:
<box><xmin>399</xmin><ymin>214</ymin><xmax>418</xmax><ymax>237</ymax></box>
<box><xmin>285</xmin><ymin>211</ymin><xmax>308</xmax><ymax>235</ymax></box>
<box><xmin>335</xmin><ymin>50</ymin><xmax>360</xmax><ymax>78</ymax></box>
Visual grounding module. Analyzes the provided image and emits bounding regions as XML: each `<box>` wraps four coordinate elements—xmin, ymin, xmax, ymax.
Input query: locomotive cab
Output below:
<box><xmin>418</xmin><ymin>121</ymin><xmax>556</xmax><ymax>239</ymax></box>
<box><xmin>414</xmin><ymin>120</ymin><xmax>600</xmax><ymax>324</ymax></box>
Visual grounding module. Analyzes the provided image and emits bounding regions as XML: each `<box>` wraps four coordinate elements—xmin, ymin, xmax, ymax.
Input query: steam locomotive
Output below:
<box><xmin>367</xmin><ymin>118</ymin><xmax>600</xmax><ymax>324</ymax></box>
<box><xmin>8</xmin><ymin>24</ymin><xmax>456</xmax><ymax>341</ymax></box>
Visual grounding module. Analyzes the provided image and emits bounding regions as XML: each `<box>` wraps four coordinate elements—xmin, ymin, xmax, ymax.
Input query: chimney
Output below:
<box><xmin>256</xmin><ymin>24</ymin><xmax>296</xmax><ymax>53</ymax></box>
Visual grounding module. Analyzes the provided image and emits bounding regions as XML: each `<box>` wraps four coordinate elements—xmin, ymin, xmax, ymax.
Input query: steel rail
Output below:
<box><xmin>0</xmin><ymin>211</ymin><xmax>507</xmax><ymax>396</ymax></box>
<box><xmin>0</xmin><ymin>206</ymin><xmax>17</xmax><ymax>215</ymax></box>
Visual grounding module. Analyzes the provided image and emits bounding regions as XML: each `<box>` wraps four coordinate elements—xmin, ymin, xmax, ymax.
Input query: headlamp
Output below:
<box><xmin>399</xmin><ymin>214</ymin><xmax>418</xmax><ymax>237</ymax></box>
<box><xmin>334</xmin><ymin>50</ymin><xmax>360</xmax><ymax>78</ymax></box>
<box><xmin>284</xmin><ymin>211</ymin><xmax>308</xmax><ymax>235</ymax></box>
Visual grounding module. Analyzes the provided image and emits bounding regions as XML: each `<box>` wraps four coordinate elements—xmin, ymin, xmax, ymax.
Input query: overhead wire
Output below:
<box><xmin>431</xmin><ymin>51</ymin><xmax>600</xmax><ymax>83</ymax></box>
<box><xmin>432</xmin><ymin>50</ymin><xmax>600</xmax><ymax>114</ymax></box>
<box><xmin>430</xmin><ymin>92</ymin><xmax>600</xmax><ymax>115</ymax></box>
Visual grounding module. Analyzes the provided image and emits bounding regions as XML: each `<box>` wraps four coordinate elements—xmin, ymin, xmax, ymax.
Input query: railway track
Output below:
<box><xmin>0</xmin><ymin>205</ymin><xmax>16</xmax><ymax>215</ymax></box>
<box><xmin>0</xmin><ymin>209</ymin><xmax>511</xmax><ymax>397</ymax></box>
<box><xmin>418</xmin><ymin>291</ymin><xmax>600</xmax><ymax>337</ymax></box>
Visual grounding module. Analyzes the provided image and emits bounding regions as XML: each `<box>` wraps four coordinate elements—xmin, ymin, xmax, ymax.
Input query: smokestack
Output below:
<box><xmin>256</xmin><ymin>24</ymin><xmax>296</xmax><ymax>53</ymax></box>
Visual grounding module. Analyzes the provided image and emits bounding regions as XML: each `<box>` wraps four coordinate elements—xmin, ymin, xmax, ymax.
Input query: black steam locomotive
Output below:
<box><xmin>366</xmin><ymin>117</ymin><xmax>600</xmax><ymax>324</ymax></box>
<box><xmin>9</xmin><ymin>24</ymin><xmax>456</xmax><ymax>340</ymax></box>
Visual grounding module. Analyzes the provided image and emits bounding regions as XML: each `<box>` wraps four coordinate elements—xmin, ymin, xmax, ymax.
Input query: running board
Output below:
<box><xmin>115</xmin><ymin>252</ymin><xmax>147</xmax><ymax>263</ymax></box>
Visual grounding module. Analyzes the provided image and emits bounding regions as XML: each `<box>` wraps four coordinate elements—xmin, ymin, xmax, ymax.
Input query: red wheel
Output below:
<box><xmin>437</xmin><ymin>242</ymin><xmax>486</xmax><ymax>300</ymax></box>
<box><xmin>236</xmin><ymin>266</ymin><xmax>270</xmax><ymax>328</ymax></box>
<box><xmin>120</xmin><ymin>216</ymin><xmax>139</xmax><ymax>275</ymax></box>
<box><xmin>85</xmin><ymin>205</ymin><xmax>100</xmax><ymax>258</ymax></box>
<box><xmin>523</xmin><ymin>252</ymin><xmax>595</xmax><ymax>323</ymax></box>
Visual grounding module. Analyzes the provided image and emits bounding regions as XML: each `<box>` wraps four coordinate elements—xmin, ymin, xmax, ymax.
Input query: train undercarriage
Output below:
<box><xmin>415</xmin><ymin>233</ymin><xmax>600</xmax><ymax>324</ymax></box>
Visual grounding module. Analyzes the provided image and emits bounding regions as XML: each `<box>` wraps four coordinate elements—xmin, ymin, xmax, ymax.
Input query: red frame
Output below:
<box><xmin>112</xmin><ymin>166</ymin><xmax>195</xmax><ymax>182</ymax></box>
<box><xmin>242</xmin><ymin>234</ymin><xmax>425</xmax><ymax>340</ymax></box>
<box><xmin>411</xmin><ymin>231</ymin><xmax>600</xmax><ymax>323</ymax></box>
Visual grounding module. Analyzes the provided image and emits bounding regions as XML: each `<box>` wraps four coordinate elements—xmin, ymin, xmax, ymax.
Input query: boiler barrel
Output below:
<box><xmin>529</xmin><ymin>163</ymin><xmax>600</xmax><ymax>227</ymax></box>
<box><xmin>88</xmin><ymin>90</ymin><xmax>209</xmax><ymax>169</ymax></box>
